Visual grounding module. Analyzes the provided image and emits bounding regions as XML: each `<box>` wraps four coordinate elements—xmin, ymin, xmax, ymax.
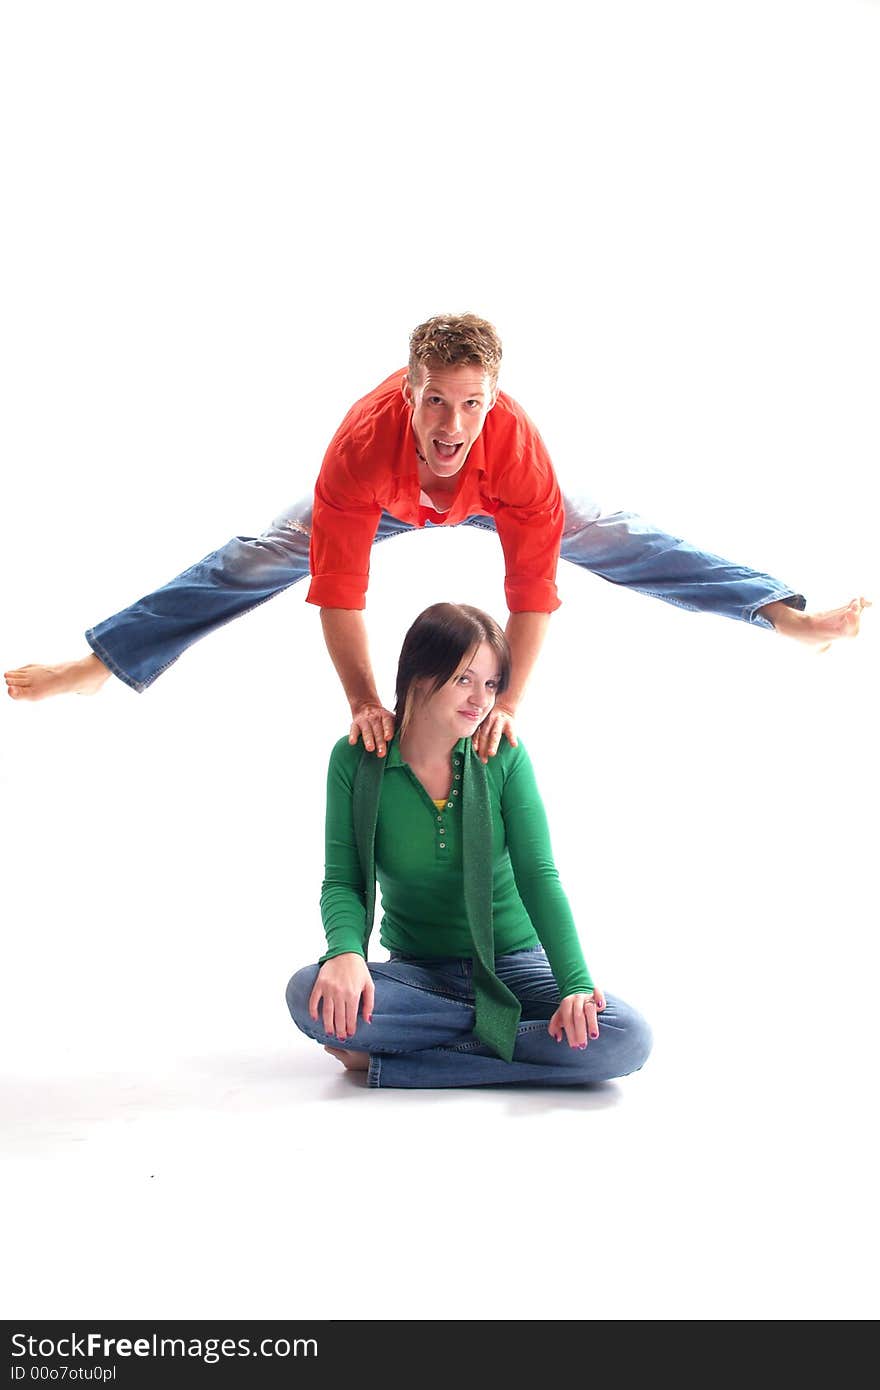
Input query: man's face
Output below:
<box><xmin>403</xmin><ymin>363</ymin><xmax>498</xmax><ymax>480</ymax></box>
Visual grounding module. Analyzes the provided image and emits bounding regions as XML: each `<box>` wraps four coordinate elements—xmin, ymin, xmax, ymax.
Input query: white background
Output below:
<box><xmin>1</xmin><ymin>0</ymin><xmax>878</xmax><ymax>1321</ymax></box>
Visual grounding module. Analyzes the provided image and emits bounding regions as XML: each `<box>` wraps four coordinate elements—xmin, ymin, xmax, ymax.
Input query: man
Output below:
<box><xmin>4</xmin><ymin>314</ymin><xmax>868</xmax><ymax>759</ymax></box>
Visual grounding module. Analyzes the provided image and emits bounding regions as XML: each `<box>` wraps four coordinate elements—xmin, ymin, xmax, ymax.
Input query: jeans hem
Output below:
<box><xmin>367</xmin><ymin>1056</ymin><xmax>381</xmax><ymax>1088</ymax></box>
<box><xmin>84</xmin><ymin>630</ymin><xmax>149</xmax><ymax>693</ymax></box>
<box><xmin>746</xmin><ymin>588</ymin><xmax>805</xmax><ymax>627</ymax></box>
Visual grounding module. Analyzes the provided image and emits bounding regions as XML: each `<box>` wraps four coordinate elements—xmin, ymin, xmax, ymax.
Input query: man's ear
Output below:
<box><xmin>487</xmin><ymin>383</ymin><xmax>499</xmax><ymax>411</ymax></box>
<box><xmin>401</xmin><ymin>373</ymin><xmax>415</xmax><ymax>408</ymax></box>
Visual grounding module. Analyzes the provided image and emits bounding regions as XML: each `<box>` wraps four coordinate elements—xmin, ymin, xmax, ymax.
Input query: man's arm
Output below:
<box><xmin>320</xmin><ymin>608</ymin><xmax>395</xmax><ymax>756</ymax></box>
<box><xmin>472</xmin><ymin>610</ymin><xmax>551</xmax><ymax>762</ymax></box>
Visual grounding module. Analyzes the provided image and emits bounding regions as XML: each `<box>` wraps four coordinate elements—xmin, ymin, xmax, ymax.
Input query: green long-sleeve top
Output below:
<box><xmin>320</xmin><ymin>734</ymin><xmax>594</xmax><ymax>1000</ymax></box>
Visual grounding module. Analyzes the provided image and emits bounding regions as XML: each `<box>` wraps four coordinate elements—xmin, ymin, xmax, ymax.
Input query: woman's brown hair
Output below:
<box><xmin>394</xmin><ymin>603</ymin><xmax>511</xmax><ymax>735</ymax></box>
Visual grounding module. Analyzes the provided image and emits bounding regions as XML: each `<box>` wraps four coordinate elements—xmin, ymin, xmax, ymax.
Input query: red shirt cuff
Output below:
<box><xmin>306</xmin><ymin>574</ymin><xmax>368</xmax><ymax>609</ymax></box>
<box><xmin>504</xmin><ymin>577</ymin><xmax>562</xmax><ymax>613</ymax></box>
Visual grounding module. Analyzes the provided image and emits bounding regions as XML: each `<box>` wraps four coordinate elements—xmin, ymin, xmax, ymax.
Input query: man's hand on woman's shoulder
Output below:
<box><xmin>348</xmin><ymin>702</ymin><xmax>396</xmax><ymax>757</ymax></box>
<box><xmin>472</xmin><ymin>706</ymin><xmax>518</xmax><ymax>764</ymax></box>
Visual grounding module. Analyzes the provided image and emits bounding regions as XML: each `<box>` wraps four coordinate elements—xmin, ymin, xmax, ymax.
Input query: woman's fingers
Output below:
<box><xmin>363</xmin><ymin>977</ymin><xmax>375</xmax><ymax>1026</ymax></box>
<box><xmin>586</xmin><ymin>1000</ymin><xmax>599</xmax><ymax>1041</ymax></box>
<box><xmin>566</xmin><ymin>1001</ymin><xmax>588</xmax><ymax>1050</ymax></box>
<box><xmin>322</xmin><ymin>996</ymin><xmax>336</xmax><ymax>1038</ymax></box>
<box><xmin>308</xmin><ymin>979</ymin><xmax>324</xmax><ymax>1021</ymax></box>
<box><xmin>552</xmin><ymin>994</ymin><xmax>602</xmax><ymax>1048</ymax></box>
<box><xmin>340</xmin><ymin>995</ymin><xmax>356</xmax><ymax>1040</ymax></box>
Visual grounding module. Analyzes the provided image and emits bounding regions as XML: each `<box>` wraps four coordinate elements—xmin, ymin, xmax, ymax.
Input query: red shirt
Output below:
<box><xmin>306</xmin><ymin>370</ymin><xmax>563</xmax><ymax>613</ymax></box>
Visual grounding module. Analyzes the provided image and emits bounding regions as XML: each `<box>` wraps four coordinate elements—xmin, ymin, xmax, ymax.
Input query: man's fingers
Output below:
<box><xmin>484</xmin><ymin>711</ymin><xmax>517</xmax><ymax>758</ymax></box>
<box><xmin>350</xmin><ymin>707</ymin><xmax>395</xmax><ymax>755</ymax></box>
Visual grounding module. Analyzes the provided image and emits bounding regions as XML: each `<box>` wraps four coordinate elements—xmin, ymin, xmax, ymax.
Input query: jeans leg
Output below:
<box><xmin>285</xmin><ymin>959</ymin><xmax>475</xmax><ymax>1067</ymax></box>
<box><xmin>286</xmin><ymin>950</ymin><xmax>652</xmax><ymax>1090</ymax></box>
<box><xmin>85</xmin><ymin>502</ymin><xmax>415</xmax><ymax>692</ymax></box>
<box><xmin>371</xmin><ymin>993</ymin><xmax>652</xmax><ymax>1089</ymax></box>
<box><xmin>558</xmin><ymin>493</ymin><xmax>805</xmax><ymax>626</ymax></box>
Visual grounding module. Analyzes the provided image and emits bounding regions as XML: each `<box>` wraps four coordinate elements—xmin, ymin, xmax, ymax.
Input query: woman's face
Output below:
<box><xmin>419</xmin><ymin>641</ymin><xmax>502</xmax><ymax>741</ymax></box>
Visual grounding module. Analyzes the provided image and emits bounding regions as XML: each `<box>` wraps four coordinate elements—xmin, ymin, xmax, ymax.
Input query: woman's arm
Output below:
<box><xmin>311</xmin><ymin>739</ymin><xmax>375</xmax><ymax>1038</ymax></box>
<box><xmin>499</xmin><ymin>743</ymin><xmax>594</xmax><ymax>999</ymax></box>
<box><xmin>320</xmin><ymin>738</ymin><xmax>370</xmax><ymax>959</ymax></box>
<box><xmin>500</xmin><ymin>745</ymin><xmax>609</xmax><ymax>1048</ymax></box>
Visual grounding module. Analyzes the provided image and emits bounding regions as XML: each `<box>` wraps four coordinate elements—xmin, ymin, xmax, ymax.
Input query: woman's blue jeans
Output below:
<box><xmin>86</xmin><ymin>493</ymin><xmax>803</xmax><ymax>692</ymax></box>
<box><xmin>285</xmin><ymin>946</ymin><xmax>652</xmax><ymax>1089</ymax></box>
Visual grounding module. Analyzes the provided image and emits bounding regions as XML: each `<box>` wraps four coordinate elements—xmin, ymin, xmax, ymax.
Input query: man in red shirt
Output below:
<box><xmin>4</xmin><ymin>314</ymin><xmax>869</xmax><ymax>757</ymax></box>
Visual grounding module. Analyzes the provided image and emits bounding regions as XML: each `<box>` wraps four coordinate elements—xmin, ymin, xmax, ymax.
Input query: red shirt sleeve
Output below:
<box><xmin>490</xmin><ymin>414</ymin><xmax>564</xmax><ymax>614</ymax></box>
<box><xmin>306</xmin><ymin>435</ymin><xmax>383</xmax><ymax>609</ymax></box>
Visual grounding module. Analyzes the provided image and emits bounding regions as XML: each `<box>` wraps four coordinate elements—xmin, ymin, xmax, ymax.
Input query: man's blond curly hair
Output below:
<box><xmin>408</xmin><ymin>313</ymin><xmax>502</xmax><ymax>388</ymax></box>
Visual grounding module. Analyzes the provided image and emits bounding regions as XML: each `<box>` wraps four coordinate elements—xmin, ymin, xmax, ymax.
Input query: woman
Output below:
<box><xmin>286</xmin><ymin>602</ymin><xmax>651</xmax><ymax>1088</ymax></box>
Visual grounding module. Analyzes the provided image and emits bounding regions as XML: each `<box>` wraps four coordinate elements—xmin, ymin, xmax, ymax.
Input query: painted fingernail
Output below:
<box><xmin>590</xmin><ymin>1031</ymin><xmax>599</xmax><ymax>1040</ymax></box>
<box><xmin>578</xmin><ymin>1043</ymin><xmax>587</xmax><ymax>1051</ymax></box>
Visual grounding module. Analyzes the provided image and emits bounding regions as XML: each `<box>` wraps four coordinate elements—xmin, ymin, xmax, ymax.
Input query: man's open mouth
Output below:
<box><xmin>433</xmin><ymin>440</ymin><xmax>463</xmax><ymax>460</ymax></box>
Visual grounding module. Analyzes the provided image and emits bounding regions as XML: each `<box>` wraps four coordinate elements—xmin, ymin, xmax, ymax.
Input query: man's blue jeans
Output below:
<box><xmin>86</xmin><ymin>493</ymin><xmax>803</xmax><ymax>692</ymax></box>
<box><xmin>286</xmin><ymin>946</ymin><xmax>652</xmax><ymax>1089</ymax></box>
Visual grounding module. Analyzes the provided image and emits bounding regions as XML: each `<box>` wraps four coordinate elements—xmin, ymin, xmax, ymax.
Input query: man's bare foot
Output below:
<box><xmin>760</xmin><ymin>596</ymin><xmax>871</xmax><ymax>651</ymax></box>
<box><xmin>4</xmin><ymin>652</ymin><xmax>111</xmax><ymax>701</ymax></box>
<box><xmin>323</xmin><ymin>1045</ymin><xmax>369</xmax><ymax>1072</ymax></box>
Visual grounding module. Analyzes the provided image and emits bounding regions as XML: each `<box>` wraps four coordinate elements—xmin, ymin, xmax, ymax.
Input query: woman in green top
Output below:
<box><xmin>286</xmin><ymin>602</ymin><xmax>651</xmax><ymax>1088</ymax></box>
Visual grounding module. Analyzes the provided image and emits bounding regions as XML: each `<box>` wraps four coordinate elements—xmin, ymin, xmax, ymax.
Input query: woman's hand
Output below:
<box><xmin>309</xmin><ymin>953</ymin><xmax>375</xmax><ymax>1041</ymax></box>
<box><xmin>548</xmin><ymin>988</ymin><xmax>607</xmax><ymax>1049</ymax></box>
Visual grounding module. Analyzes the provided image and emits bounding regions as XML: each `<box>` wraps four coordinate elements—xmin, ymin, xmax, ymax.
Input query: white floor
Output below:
<box><xmin>2</xmin><ymin>0</ymin><xmax>879</xmax><ymax>1324</ymax></box>
<box><xmin>2</xmin><ymin>526</ymin><xmax>877</xmax><ymax>1321</ymax></box>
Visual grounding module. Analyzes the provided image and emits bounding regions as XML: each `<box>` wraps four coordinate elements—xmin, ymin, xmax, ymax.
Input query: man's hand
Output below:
<box><xmin>348</xmin><ymin>703</ymin><xmax>396</xmax><ymax>757</ymax></box>
<box><xmin>472</xmin><ymin>706</ymin><xmax>518</xmax><ymax>763</ymax></box>
<box><xmin>548</xmin><ymin>989</ymin><xmax>607</xmax><ymax>1049</ymax></box>
<box><xmin>309</xmin><ymin>953</ymin><xmax>375</xmax><ymax>1041</ymax></box>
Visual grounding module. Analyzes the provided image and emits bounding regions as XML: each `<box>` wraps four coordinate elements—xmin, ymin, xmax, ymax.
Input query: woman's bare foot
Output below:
<box><xmin>4</xmin><ymin>652</ymin><xmax>111</xmax><ymax>701</ymax></box>
<box><xmin>760</xmin><ymin>596</ymin><xmax>871</xmax><ymax>650</ymax></box>
<box><xmin>323</xmin><ymin>1045</ymin><xmax>369</xmax><ymax>1072</ymax></box>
